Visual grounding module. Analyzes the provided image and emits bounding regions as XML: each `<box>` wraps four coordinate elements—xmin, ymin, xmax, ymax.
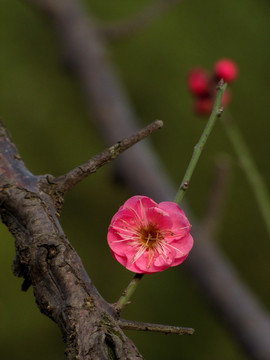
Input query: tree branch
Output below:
<box><xmin>0</xmin><ymin>120</ymin><xmax>144</xmax><ymax>359</ymax></box>
<box><xmin>54</xmin><ymin>120</ymin><xmax>163</xmax><ymax>195</ymax></box>
<box><xmin>99</xmin><ymin>0</ymin><xmax>182</xmax><ymax>41</ymax></box>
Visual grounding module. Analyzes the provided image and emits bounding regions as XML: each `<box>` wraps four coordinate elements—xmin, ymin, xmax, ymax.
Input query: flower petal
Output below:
<box><xmin>146</xmin><ymin>206</ymin><xmax>172</xmax><ymax>229</ymax></box>
<box><xmin>122</xmin><ymin>196</ymin><xmax>158</xmax><ymax>223</ymax></box>
<box><xmin>172</xmin><ymin>233</ymin><xmax>194</xmax><ymax>257</ymax></box>
<box><xmin>111</xmin><ymin>208</ymin><xmax>142</xmax><ymax>232</ymax></box>
<box><xmin>159</xmin><ymin>202</ymin><xmax>191</xmax><ymax>238</ymax></box>
<box><xmin>132</xmin><ymin>250</ymin><xmax>164</xmax><ymax>274</ymax></box>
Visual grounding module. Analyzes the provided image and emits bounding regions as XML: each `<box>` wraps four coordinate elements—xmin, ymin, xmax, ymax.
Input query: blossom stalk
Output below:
<box><xmin>116</xmin><ymin>273</ymin><xmax>144</xmax><ymax>311</ymax></box>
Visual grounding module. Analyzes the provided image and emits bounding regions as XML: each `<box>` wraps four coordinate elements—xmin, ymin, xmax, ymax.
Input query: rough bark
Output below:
<box><xmin>0</xmin><ymin>122</ymin><xmax>143</xmax><ymax>359</ymax></box>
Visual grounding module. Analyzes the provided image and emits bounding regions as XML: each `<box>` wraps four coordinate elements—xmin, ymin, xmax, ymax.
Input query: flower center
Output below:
<box><xmin>139</xmin><ymin>223</ymin><xmax>162</xmax><ymax>249</ymax></box>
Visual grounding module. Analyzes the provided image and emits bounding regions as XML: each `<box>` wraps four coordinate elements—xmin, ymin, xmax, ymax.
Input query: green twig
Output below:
<box><xmin>115</xmin><ymin>273</ymin><xmax>144</xmax><ymax>312</ymax></box>
<box><xmin>175</xmin><ymin>80</ymin><xmax>227</xmax><ymax>204</ymax></box>
<box><xmin>222</xmin><ymin>114</ymin><xmax>270</xmax><ymax>238</ymax></box>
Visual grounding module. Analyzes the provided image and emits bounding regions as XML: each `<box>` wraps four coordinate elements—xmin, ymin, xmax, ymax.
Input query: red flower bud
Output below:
<box><xmin>214</xmin><ymin>59</ymin><xmax>238</xmax><ymax>83</ymax></box>
<box><xmin>194</xmin><ymin>96</ymin><xmax>213</xmax><ymax>115</ymax></box>
<box><xmin>187</xmin><ymin>68</ymin><xmax>210</xmax><ymax>96</ymax></box>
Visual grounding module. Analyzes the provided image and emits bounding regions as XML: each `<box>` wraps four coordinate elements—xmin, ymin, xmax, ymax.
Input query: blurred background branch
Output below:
<box><xmin>99</xmin><ymin>0</ymin><xmax>182</xmax><ymax>41</ymax></box>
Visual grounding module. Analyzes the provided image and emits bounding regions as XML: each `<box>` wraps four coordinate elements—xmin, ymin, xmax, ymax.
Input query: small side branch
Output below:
<box><xmin>100</xmin><ymin>0</ymin><xmax>182</xmax><ymax>41</ymax></box>
<box><xmin>54</xmin><ymin>120</ymin><xmax>163</xmax><ymax>194</ymax></box>
<box><xmin>118</xmin><ymin>318</ymin><xmax>194</xmax><ymax>336</ymax></box>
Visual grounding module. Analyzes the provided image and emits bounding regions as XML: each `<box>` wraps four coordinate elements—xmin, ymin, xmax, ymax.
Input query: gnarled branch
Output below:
<box><xmin>0</xmin><ymin>120</ymin><xmax>144</xmax><ymax>360</ymax></box>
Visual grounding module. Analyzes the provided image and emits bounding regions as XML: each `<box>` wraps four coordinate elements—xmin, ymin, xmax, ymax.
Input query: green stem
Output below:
<box><xmin>222</xmin><ymin>115</ymin><xmax>270</xmax><ymax>237</ymax></box>
<box><xmin>116</xmin><ymin>273</ymin><xmax>144</xmax><ymax>311</ymax></box>
<box><xmin>174</xmin><ymin>81</ymin><xmax>227</xmax><ymax>205</ymax></box>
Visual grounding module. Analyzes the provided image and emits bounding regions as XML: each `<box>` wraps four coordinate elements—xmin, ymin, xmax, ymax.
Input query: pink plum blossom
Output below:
<box><xmin>107</xmin><ymin>195</ymin><xmax>193</xmax><ymax>274</ymax></box>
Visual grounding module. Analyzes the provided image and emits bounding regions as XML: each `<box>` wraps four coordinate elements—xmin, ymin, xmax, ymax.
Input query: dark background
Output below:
<box><xmin>0</xmin><ymin>0</ymin><xmax>270</xmax><ymax>359</ymax></box>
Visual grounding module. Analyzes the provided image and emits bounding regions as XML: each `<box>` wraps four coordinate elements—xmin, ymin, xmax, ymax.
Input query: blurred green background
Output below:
<box><xmin>0</xmin><ymin>0</ymin><xmax>270</xmax><ymax>359</ymax></box>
